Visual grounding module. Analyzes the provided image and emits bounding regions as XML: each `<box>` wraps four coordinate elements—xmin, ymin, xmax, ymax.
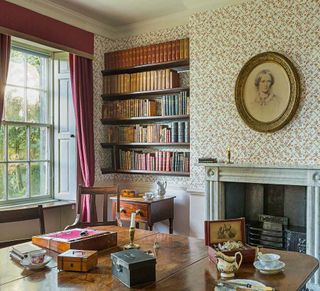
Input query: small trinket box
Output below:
<box><xmin>205</xmin><ymin>218</ymin><xmax>256</xmax><ymax>264</ymax></box>
<box><xmin>58</xmin><ymin>249</ymin><xmax>98</xmax><ymax>272</ymax></box>
<box><xmin>111</xmin><ymin>249</ymin><xmax>156</xmax><ymax>287</ymax></box>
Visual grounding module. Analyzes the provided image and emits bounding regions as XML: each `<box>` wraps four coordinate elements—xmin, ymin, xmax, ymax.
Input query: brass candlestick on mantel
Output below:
<box><xmin>225</xmin><ymin>146</ymin><xmax>232</xmax><ymax>164</ymax></box>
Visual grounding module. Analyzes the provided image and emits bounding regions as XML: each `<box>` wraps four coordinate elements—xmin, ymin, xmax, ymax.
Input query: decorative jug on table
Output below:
<box><xmin>156</xmin><ymin>181</ymin><xmax>167</xmax><ymax>198</ymax></box>
<box><xmin>215</xmin><ymin>251</ymin><xmax>243</xmax><ymax>278</ymax></box>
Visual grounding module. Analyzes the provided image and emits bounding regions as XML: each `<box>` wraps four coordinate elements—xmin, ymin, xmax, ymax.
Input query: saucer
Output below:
<box><xmin>254</xmin><ymin>260</ymin><xmax>285</xmax><ymax>274</ymax></box>
<box><xmin>143</xmin><ymin>196</ymin><xmax>153</xmax><ymax>201</ymax></box>
<box><xmin>20</xmin><ymin>255</ymin><xmax>52</xmax><ymax>270</ymax></box>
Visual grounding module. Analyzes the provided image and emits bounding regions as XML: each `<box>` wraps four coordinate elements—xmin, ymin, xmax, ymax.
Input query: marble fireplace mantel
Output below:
<box><xmin>199</xmin><ymin>162</ymin><xmax>320</xmax><ymax>286</ymax></box>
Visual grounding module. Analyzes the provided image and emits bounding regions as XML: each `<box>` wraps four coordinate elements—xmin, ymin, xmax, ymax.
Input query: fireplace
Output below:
<box><xmin>200</xmin><ymin>163</ymin><xmax>320</xmax><ymax>287</ymax></box>
<box><xmin>224</xmin><ymin>183</ymin><xmax>306</xmax><ymax>252</ymax></box>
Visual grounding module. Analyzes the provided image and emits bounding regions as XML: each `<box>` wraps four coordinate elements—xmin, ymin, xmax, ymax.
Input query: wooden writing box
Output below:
<box><xmin>58</xmin><ymin>249</ymin><xmax>98</xmax><ymax>272</ymax></box>
<box><xmin>32</xmin><ymin>228</ymin><xmax>117</xmax><ymax>253</ymax></box>
<box><xmin>205</xmin><ymin>218</ymin><xmax>256</xmax><ymax>264</ymax></box>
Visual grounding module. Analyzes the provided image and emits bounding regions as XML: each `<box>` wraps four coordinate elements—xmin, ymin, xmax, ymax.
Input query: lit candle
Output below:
<box><xmin>130</xmin><ymin>213</ymin><xmax>136</xmax><ymax>228</ymax></box>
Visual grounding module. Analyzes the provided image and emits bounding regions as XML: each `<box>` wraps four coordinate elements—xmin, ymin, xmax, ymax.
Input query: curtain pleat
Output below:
<box><xmin>0</xmin><ymin>34</ymin><xmax>11</xmax><ymax>124</ymax></box>
<box><xmin>69</xmin><ymin>53</ymin><xmax>95</xmax><ymax>222</ymax></box>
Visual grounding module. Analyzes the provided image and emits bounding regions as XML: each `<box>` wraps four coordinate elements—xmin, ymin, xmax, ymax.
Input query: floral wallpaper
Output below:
<box><xmin>94</xmin><ymin>0</ymin><xmax>320</xmax><ymax>192</ymax></box>
<box><xmin>189</xmin><ymin>0</ymin><xmax>320</xmax><ymax>191</ymax></box>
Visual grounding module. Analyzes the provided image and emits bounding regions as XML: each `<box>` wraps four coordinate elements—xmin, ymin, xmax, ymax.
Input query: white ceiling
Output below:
<box><xmin>8</xmin><ymin>0</ymin><xmax>252</xmax><ymax>38</ymax></box>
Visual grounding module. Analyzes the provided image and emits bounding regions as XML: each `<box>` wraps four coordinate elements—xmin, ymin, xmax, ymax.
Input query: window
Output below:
<box><xmin>0</xmin><ymin>46</ymin><xmax>52</xmax><ymax>205</ymax></box>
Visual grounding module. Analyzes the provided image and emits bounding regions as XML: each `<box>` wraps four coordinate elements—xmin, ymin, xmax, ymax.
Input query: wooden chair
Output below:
<box><xmin>65</xmin><ymin>185</ymin><xmax>121</xmax><ymax>230</ymax></box>
<box><xmin>0</xmin><ymin>205</ymin><xmax>45</xmax><ymax>248</ymax></box>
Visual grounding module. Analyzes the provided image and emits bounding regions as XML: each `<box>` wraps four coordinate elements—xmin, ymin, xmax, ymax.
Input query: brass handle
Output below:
<box><xmin>120</xmin><ymin>207</ymin><xmax>126</xmax><ymax>213</ymax></box>
<box><xmin>135</xmin><ymin>209</ymin><xmax>143</xmax><ymax>216</ymax></box>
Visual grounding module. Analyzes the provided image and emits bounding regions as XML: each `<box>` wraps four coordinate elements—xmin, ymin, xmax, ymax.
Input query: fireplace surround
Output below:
<box><xmin>200</xmin><ymin>163</ymin><xmax>320</xmax><ymax>287</ymax></box>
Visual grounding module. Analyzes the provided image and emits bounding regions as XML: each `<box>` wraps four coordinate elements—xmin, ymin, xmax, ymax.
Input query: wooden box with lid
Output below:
<box><xmin>204</xmin><ymin>218</ymin><xmax>256</xmax><ymax>264</ymax></box>
<box><xmin>58</xmin><ymin>249</ymin><xmax>98</xmax><ymax>272</ymax></box>
<box><xmin>32</xmin><ymin>228</ymin><xmax>117</xmax><ymax>253</ymax></box>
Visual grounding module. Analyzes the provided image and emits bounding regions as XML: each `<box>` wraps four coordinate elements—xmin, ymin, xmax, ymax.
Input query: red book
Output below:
<box><xmin>155</xmin><ymin>44</ymin><xmax>160</xmax><ymax>63</ymax></box>
<box><xmin>171</xmin><ymin>41</ymin><xmax>176</xmax><ymax>61</ymax></box>
<box><xmin>167</xmin><ymin>41</ymin><xmax>172</xmax><ymax>61</ymax></box>
<box><xmin>163</xmin><ymin>42</ymin><xmax>168</xmax><ymax>62</ymax></box>
<box><xmin>159</xmin><ymin>43</ymin><xmax>164</xmax><ymax>63</ymax></box>
<box><xmin>147</xmin><ymin>45</ymin><xmax>152</xmax><ymax>64</ymax></box>
<box><xmin>151</xmin><ymin>44</ymin><xmax>156</xmax><ymax>63</ymax></box>
<box><xmin>175</xmin><ymin>40</ymin><xmax>180</xmax><ymax>60</ymax></box>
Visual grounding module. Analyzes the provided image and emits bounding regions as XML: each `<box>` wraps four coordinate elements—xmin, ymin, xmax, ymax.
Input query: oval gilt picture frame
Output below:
<box><xmin>235</xmin><ymin>52</ymin><xmax>300</xmax><ymax>132</ymax></box>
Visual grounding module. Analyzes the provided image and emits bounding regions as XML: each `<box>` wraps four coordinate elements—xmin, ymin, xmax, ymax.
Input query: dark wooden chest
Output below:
<box><xmin>111</xmin><ymin>249</ymin><xmax>156</xmax><ymax>287</ymax></box>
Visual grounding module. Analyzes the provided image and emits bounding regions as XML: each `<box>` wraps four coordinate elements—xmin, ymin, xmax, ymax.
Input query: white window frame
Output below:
<box><xmin>0</xmin><ymin>44</ymin><xmax>54</xmax><ymax>206</ymax></box>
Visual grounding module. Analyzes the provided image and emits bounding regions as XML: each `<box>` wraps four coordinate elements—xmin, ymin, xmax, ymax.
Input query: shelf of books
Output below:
<box><xmin>103</xmin><ymin>38</ymin><xmax>189</xmax><ymax>75</ymax></box>
<box><xmin>101</xmin><ymin>87</ymin><xmax>189</xmax><ymax>100</ymax></box>
<box><xmin>101</xmin><ymin>169</ymin><xmax>190</xmax><ymax>177</ymax></box>
<box><xmin>101</xmin><ymin>38</ymin><xmax>190</xmax><ymax>176</ymax></box>
<box><xmin>101</xmin><ymin>142</ymin><xmax>190</xmax><ymax>148</ymax></box>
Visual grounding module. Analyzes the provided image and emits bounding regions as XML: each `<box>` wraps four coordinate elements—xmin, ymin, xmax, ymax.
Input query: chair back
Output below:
<box><xmin>78</xmin><ymin>185</ymin><xmax>120</xmax><ymax>227</ymax></box>
<box><xmin>0</xmin><ymin>205</ymin><xmax>45</xmax><ymax>248</ymax></box>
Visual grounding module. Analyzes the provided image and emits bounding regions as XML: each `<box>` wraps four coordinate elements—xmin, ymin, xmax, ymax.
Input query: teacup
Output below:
<box><xmin>144</xmin><ymin>192</ymin><xmax>154</xmax><ymax>200</ymax></box>
<box><xmin>28</xmin><ymin>249</ymin><xmax>46</xmax><ymax>265</ymax></box>
<box><xmin>258</xmin><ymin>253</ymin><xmax>280</xmax><ymax>268</ymax></box>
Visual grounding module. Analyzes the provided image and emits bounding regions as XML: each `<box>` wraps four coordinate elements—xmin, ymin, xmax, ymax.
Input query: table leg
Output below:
<box><xmin>169</xmin><ymin>218</ymin><xmax>173</xmax><ymax>234</ymax></box>
<box><xmin>135</xmin><ymin>222</ymin><xmax>139</xmax><ymax>229</ymax></box>
<box><xmin>149</xmin><ymin>224</ymin><xmax>153</xmax><ymax>231</ymax></box>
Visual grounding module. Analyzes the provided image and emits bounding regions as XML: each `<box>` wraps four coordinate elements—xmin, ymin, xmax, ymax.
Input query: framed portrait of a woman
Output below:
<box><xmin>235</xmin><ymin>52</ymin><xmax>300</xmax><ymax>132</ymax></box>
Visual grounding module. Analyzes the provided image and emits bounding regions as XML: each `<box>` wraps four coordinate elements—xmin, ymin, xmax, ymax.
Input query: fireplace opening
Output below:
<box><xmin>224</xmin><ymin>183</ymin><xmax>306</xmax><ymax>253</ymax></box>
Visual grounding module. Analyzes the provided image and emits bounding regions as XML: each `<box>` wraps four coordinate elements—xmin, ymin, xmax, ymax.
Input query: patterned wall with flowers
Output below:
<box><xmin>93</xmin><ymin>35</ymin><xmax>116</xmax><ymax>184</ymax></box>
<box><xmin>94</xmin><ymin>0</ymin><xmax>320</xmax><ymax>193</ymax></box>
<box><xmin>189</xmin><ymin>0</ymin><xmax>320</xmax><ymax>191</ymax></box>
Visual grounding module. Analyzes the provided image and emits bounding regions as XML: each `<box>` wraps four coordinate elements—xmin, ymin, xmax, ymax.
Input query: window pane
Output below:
<box><xmin>0</xmin><ymin>126</ymin><xmax>4</xmax><ymax>161</ymax></box>
<box><xmin>8</xmin><ymin>163</ymin><xmax>27</xmax><ymax>199</ymax></box>
<box><xmin>27</xmin><ymin>54</ymin><xmax>41</xmax><ymax>89</ymax></box>
<box><xmin>7</xmin><ymin>50</ymin><xmax>25</xmax><ymax>87</ymax></box>
<box><xmin>30</xmin><ymin>127</ymin><xmax>47</xmax><ymax>160</ymax></box>
<box><xmin>27</xmin><ymin>89</ymin><xmax>48</xmax><ymax>123</ymax></box>
<box><xmin>8</xmin><ymin>126</ymin><xmax>27</xmax><ymax>161</ymax></box>
<box><xmin>4</xmin><ymin>86</ymin><xmax>25</xmax><ymax>122</ymax></box>
<box><xmin>0</xmin><ymin>164</ymin><xmax>5</xmax><ymax>200</ymax></box>
<box><xmin>30</xmin><ymin>162</ymin><xmax>47</xmax><ymax>197</ymax></box>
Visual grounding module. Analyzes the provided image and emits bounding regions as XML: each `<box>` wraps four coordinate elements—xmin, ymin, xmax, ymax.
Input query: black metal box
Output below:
<box><xmin>111</xmin><ymin>249</ymin><xmax>156</xmax><ymax>287</ymax></box>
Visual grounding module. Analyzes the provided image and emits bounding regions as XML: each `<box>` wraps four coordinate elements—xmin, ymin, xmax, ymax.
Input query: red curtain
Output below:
<box><xmin>69</xmin><ymin>54</ymin><xmax>95</xmax><ymax>222</ymax></box>
<box><xmin>0</xmin><ymin>34</ymin><xmax>11</xmax><ymax>124</ymax></box>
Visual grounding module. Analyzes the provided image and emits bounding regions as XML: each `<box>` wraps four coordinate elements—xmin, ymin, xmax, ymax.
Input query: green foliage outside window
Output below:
<box><xmin>0</xmin><ymin>47</ymin><xmax>50</xmax><ymax>203</ymax></box>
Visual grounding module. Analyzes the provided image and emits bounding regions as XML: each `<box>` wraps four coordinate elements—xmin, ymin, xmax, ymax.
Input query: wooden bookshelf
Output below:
<box><xmin>101</xmin><ymin>87</ymin><xmax>189</xmax><ymax>101</ymax></box>
<box><xmin>101</xmin><ymin>115</ymin><xmax>189</xmax><ymax>125</ymax></box>
<box><xmin>101</xmin><ymin>168</ymin><xmax>190</xmax><ymax>176</ymax></box>
<box><xmin>101</xmin><ymin>38</ymin><xmax>190</xmax><ymax>176</ymax></box>
<box><xmin>101</xmin><ymin>142</ymin><xmax>190</xmax><ymax>148</ymax></box>
<box><xmin>102</xmin><ymin>59</ymin><xmax>189</xmax><ymax>75</ymax></box>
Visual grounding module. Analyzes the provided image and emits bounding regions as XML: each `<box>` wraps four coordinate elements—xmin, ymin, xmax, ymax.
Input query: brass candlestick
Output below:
<box><xmin>123</xmin><ymin>227</ymin><xmax>140</xmax><ymax>249</ymax></box>
<box><xmin>225</xmin><ymin>146</ymin><xmax>232</xmax><ymax>164</ymax></box>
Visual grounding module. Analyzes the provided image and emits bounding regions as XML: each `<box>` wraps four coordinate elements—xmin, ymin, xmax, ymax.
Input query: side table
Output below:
<box><xmin>111</xmin><ymin>196</ymin><xmax>175</xmax><ymax>234</ymax></box>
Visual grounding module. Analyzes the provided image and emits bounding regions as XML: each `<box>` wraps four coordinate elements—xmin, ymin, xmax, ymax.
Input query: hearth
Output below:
<box><xmin>223</xmin><ymin>182</ymin><xmax>306</xmax><ymax>253</ymax></box>
<box><xmin>200</xmin><ymin>163</ymin><xmax>320</xmax><ymax>288</ymax></box>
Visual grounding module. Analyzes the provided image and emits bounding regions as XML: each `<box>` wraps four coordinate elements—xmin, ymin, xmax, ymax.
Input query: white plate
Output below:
<box><xmin>20</xmin><ymin>255</ymin><xmax>52</xmax><ymax>270</ymax></box>
<box><xmin>254</xmin><ymin>260</ymin><xmax>285</xmax><ymax>274</ymax></box>
<box><xmin>215</xmin><ymin>279</ymin><xmax>266</xmax><ymax>290</ymax></box>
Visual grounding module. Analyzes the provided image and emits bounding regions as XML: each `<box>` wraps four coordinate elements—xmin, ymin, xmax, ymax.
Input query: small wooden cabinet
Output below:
<box><xmin>111</xmin><ymin>196</ymin><xmax>175</xmax><ymax>234</ymax></box>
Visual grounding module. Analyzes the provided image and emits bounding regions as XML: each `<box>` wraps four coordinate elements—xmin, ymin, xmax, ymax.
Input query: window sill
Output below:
<box><xmin>0</xmin><ymin>200</ymin><xmax>76</xmax><ymax>211</ymax></box>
